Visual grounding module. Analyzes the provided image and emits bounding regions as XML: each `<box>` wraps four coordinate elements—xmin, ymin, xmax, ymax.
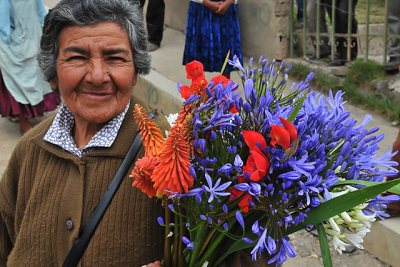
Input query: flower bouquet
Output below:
<box><xmin>130</xmin><ymin>55</ymin><xmax>400</xmax><ymax>267</ymax></box>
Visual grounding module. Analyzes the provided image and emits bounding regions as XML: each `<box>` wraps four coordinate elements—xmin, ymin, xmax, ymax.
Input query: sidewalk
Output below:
<box><xmin>0</xmin><ymin>23</ymin><xmax>399</xmax><ymax>266</ymax></box>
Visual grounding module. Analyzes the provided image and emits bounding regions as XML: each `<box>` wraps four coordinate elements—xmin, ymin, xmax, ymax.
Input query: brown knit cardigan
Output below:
<box><xmin>0</xmin><ymin>101</ymin><xmax>166</xmax><ymax>266</ymax></box>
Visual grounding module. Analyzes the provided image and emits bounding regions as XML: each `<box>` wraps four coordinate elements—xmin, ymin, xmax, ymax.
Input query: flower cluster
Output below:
<box><xmin>130</xmin><ymin>56</ymin><xmax>400</xmax><ymax>267</ymax></box>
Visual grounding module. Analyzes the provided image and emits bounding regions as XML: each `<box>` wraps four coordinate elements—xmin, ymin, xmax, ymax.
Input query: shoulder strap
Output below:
<box><xmin>63</xmin><ymin>113</ymin><xmax>157</xmax><ymax>267</ymax></box>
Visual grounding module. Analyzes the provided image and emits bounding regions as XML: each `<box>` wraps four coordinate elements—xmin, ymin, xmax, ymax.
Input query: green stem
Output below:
<box><xmin>164</xmin><ymin>199</ymin><xmax>172</xmax><ymax>267</ymax></box>
<box><xmin>197</xmin><ymin>227</ymin><xmax>218</xmax><ymax>258</ymax></box>
<box><xmin>188</xmin><ymin>221</ymin><xmax>208</xmax><ymax>267</ymax></box>
<box><xmin>196</xmin><ymin>230</ymin><xmax>226</xmax><ymax>267</ymax></box>
<box><xmin>178</xmin><ymin>206</ymin><xmax>184</xmax><ymax>267</ymax></box>
<box><xmin>172</xmin><ymin>210</ymin><xmax>179</xmax><ymax>265</ymax></box>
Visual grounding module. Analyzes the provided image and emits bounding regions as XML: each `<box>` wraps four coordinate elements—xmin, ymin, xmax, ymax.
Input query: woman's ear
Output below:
<box><xmin>50</xmin><ymin>76</ymin><xmax>59</xmax><ymax>90</ymax></box>
<box><xmin>132</xmin><ymin>71</ymin><xmax>138</xmax><ymax>87</ymax></box>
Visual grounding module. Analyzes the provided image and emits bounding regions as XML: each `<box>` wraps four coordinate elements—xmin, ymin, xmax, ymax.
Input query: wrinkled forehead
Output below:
<box><xmin>56</xmin><ymin>22</ymin><xmax>132</xmax><ymax>54</ymax></box>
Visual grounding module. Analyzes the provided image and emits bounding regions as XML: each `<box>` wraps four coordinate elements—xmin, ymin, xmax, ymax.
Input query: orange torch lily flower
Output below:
<box><xmin>130</xmin><ymin>156</ymin><xmax>159</xmax><ymax>197</ymax></box>
<box><xmin>151</xmin><ymin>124</ymin><xmax>193</xmax><ymax>195</ymax></box>
<box><xmin>133</xmin><ymin>104</ymin><xmax>165</xmax><ymax>157</ymax></box>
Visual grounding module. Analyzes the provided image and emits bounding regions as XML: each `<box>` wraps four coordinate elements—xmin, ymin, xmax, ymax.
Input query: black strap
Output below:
<box><xmin>63</xmin><ymin>113</ymin><xmax>157</xmax><ymax>267</ymax></box>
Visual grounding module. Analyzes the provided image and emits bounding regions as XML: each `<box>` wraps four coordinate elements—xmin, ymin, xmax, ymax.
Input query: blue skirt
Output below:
<box><xmin>183</xmin><ymin>1</ymin><xmax>243</xmax><ymax>73</ymax></box>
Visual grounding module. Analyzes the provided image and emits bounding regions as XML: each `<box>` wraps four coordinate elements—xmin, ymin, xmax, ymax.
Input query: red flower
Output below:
<box><xmin>210</xmin><ymin>75</ymin><xmax>231</xmax><ymax>88</ymax></box>
<box><xmin>242</xmin><ymin>131</ymin><xmax>267</xmax><ymax>151</ymax></box>
<box><xmin>180</xmin><ymin>85</ymin><xmax>192</xmax><ymax>100</ymax></box>
<box><xmin>244</xmin><ymin>149</ymin><xmax>270</xmax><ymax>182</ymax></box>
<box><xmin>270</xmin><ymin>125</ymin><xmax>290</xmax><ymax>150</ymax></box>
<box><xmin>230</xmin><ymin>187</ymin><xmax>253</xmax><ymax>213</ymax></box>
<box><xmin>279</xmin><ymin>117</ymin><xmax>298</xmax><ymax>141</ymax></box>
<box><xmin>241</xmin><ymin>131</ymin><xmax>270</xmax><ymax>181</ymax></box>
<box><xmin>229</xmin><ymin>176</ymin><xmax>253</xmax><ymax>213</ymax></box>
<box><xmin>185</xmin><ymin>60</ymin><xmax>204</xmax><ymax>80</ymax></box>
<box><xmin>131</xmin><ymin>156</ymin><xmax>159</xmax><ymax>197</ymax></box>
<box><xmin>270</xmin><ymin>117</ymin><xmax>298</xmax><ymax>150</ymax></box>
<box><xmin>229</xmin><ymin>105</ymin><xmax>238</xmax><ymax>114</ymax></box>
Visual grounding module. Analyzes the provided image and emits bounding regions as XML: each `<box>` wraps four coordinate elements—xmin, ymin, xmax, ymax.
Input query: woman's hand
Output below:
<box><xmin>203</xmin><ymin>0</ymin><xmax>221</xmax><ymax>13</ymax></box>
<box><xmin>215</xmin><ymin>0</ymin><xmax>234</xmax><ymax>15</ymax></box>
<box><xmin>141</xmin><ymin>261</ymin><xmax>161</xmax><ymax>267</ymax></box>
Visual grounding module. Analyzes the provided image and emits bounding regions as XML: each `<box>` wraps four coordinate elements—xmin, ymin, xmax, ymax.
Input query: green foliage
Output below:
<box><xmin>290</xmin><ymin>60</ymin><xmax>400</xmax><ymax>122</ymax></box>
<box><xmin>290</xmin><ymin>63</ymin><xmax>340</xmax><ymax>91</ymax></box>
<box><xmin>285</xmin><ymin>178</ymin><xmax>400</xmax><ymax>235</ymax></box>
<box><xmin>356</xmin><ymin>0</ymin><xmax>386</xmax><ymax>24</ymax></box>
<box><xmin>317</xmin><ymin>223</ymin><xmax>333</xmax><ymax>267</ymax></box>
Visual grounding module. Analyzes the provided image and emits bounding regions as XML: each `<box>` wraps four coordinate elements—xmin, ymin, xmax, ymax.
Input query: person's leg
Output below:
<box><xmin>19</xmin><ymin>116</ymin><xmax>32</xmax><ymax>134</ymax></box>
<box><xmin>296</xmin><ymin>0</ymin><xmax>304</xmax><ymax>22</ymax></box>
<box><xmin>307</xmin><ymin>0</ymin><xmax>331</xmax><ymax>58</ymax></box>
<box><xmin>388</xmin><ymin>0</ymin><xmax>400</xmax><ymax>58</ymax></box>
<box><xmin>333</xmin><ymin>0</ymin><xmax>357</xmax><ymax>62</ymax></box>
<box><xmin>385</xmin><ymin>0</ymin><xmax>400</xmax><ymax>71</ymax></box>
<box><xmin>146</xmin><ymin>0</ymin><xmax>165</xmax><ymax>47</ymax></box>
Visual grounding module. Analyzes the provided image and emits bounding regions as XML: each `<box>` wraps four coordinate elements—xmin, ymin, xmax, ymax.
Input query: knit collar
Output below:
<box><xmin>43</xmin><ymin>102</ymin><xmax>130</xmax><ymax>158</ymax></box>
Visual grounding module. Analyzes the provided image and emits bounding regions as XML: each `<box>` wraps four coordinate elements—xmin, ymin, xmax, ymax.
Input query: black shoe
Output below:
<box><xmin>384</xmin><ymin>56</ymin><xmax>400</xmax><ymax>72</ymax></box>
<box><xmin>328</xmin><ymin>60</ymin><xmax>346</xmax><ymax>67</ymax></box>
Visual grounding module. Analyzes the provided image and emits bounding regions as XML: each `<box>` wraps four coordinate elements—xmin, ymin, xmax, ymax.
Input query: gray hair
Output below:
<box><xmin>38</xmin><ymin>0</ymin><xmax>150</xmax><ymax>81</ymax></box>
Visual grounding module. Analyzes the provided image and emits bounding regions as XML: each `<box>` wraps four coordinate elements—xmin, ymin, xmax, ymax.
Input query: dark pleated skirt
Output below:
<box><xmin>183</xmin><ymin>1</ymin><xmax>243</xmax><ymax>73</ymax></box>
<box><xmin>0</xmin><ymin>71</ymin><xmax>61</xmax><ymax>118</ymax></box>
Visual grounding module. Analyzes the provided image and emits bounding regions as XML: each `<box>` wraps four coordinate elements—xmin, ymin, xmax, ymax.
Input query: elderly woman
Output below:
<box><xmin>0</xmin><ymin>0</ymin><xmax>165</xmax><ymax>266</ymax></box>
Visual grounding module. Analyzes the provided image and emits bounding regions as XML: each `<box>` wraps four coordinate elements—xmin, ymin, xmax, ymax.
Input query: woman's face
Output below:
<box><xmin>51</xmin><ymin>22</ymin><xmax>137</xmax><ymax>125</ymax></box>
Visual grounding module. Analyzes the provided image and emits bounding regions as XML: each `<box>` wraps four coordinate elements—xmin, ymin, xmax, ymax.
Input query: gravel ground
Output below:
<box><xmin>283</xmin><ymin>230</ymin><xmax>391</xmax><ymax>267</ymax></box>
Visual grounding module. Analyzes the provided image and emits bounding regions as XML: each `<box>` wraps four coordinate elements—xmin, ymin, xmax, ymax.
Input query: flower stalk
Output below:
<box><xmin>164</xmin><ymin>198</ymin><xmax>172</xmax><ymax>267</ymax></box>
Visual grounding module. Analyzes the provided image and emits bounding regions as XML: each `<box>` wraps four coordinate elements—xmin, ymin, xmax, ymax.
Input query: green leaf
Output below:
<box><xmin>213</xmin><ymin>233</ymin><xmax>256</xmax><ymax>266</ymax></box>
<box><xmin>220</xmin><ymin>50</ymin><xmax>230</xmax><ymax>75</ymax></box>
<box><xmin>285</xmin><ymin>178</ymin><xmax>400</xmax><ymax>235</ymax></box>
<box><xmin>287</xmin><ymin>93</ymin><xmax>307</xmax><ymax>122</ymax></box>
<box><xmin>317</xmin><ymin>223</ymin><xmax>333</xmax><ymax>267</ymax></box>
<box><xmin>334</xmin><ymin>179</ymin><xmax>400</xmax><ymax>195</ymax></box>
<box><xmin>389</xmin><ymin>184</ymin><xmax>400</xmax><ymax>195</ymax></box>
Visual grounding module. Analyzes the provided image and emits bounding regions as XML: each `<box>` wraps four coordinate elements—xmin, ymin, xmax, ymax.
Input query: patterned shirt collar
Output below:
<box><xmin>44</xmin><ymin>101</ymin><xmax>130</xmax><ymax>158</ymax></box>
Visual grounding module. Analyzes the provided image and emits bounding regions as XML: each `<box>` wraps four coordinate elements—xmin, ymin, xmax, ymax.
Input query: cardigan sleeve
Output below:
<box><xmin>0</xmin><ymin>210</ymin><xmax>13</xmax><ymax>265</ymax></box>
<box><xmin>0</xmin><ymin>141</ymin><xmax>23</xmax><ymax>265</ymax></box>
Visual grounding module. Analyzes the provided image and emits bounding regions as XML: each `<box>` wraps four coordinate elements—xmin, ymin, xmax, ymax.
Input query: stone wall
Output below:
<box><xmin>164</xmin><ymin>0</ymin><xmax>290</xmax><ymax>60</ymax></box>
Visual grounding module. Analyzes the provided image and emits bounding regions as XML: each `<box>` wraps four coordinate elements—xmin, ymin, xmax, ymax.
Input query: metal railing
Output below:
<box><xmin>289</xmin><ymin>0</ymin><xmax>399</xmax><ymax>64</ymax></box>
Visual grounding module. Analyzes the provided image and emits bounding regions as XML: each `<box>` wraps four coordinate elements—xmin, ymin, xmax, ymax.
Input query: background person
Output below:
<box><xmin>306</xmin><ymin>0</ymin><xmax>331</xmax><ymax>59</ymax></box>
<box><xmin>0</xmin><ymin>0</ymin><xmax>60</xmax><ymax>134</ymax></box>
<box><xmin>182</xmin><ymin>0</ymin><xmax>243</xmax><ymax>79</ymax></box>
<box><xmin>384</xmin><ymin>0</ymin><xmax>400</xmax><ymax>72</ymax></box>
<box><xmin>137</xmin><ymin>0</ymin><xmax>165</xmax><ymax>51</ymax></box>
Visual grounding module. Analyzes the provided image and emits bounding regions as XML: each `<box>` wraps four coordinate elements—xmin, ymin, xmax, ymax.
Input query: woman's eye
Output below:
<box><xmin>69</xmin><ymin>56</ymin><xmax>86</xmax><ymax>61</ymax></box>
<box><xmin>108</xmin><ymin>57</ymin><xmax>125</xmax><ymax>61</ymax></box>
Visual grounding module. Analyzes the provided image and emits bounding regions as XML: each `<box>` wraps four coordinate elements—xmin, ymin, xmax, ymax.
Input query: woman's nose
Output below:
<box><xmin>86</xmin><ymin>59</ymin><xmax>110</xmax><ymax>85</ymax></box>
